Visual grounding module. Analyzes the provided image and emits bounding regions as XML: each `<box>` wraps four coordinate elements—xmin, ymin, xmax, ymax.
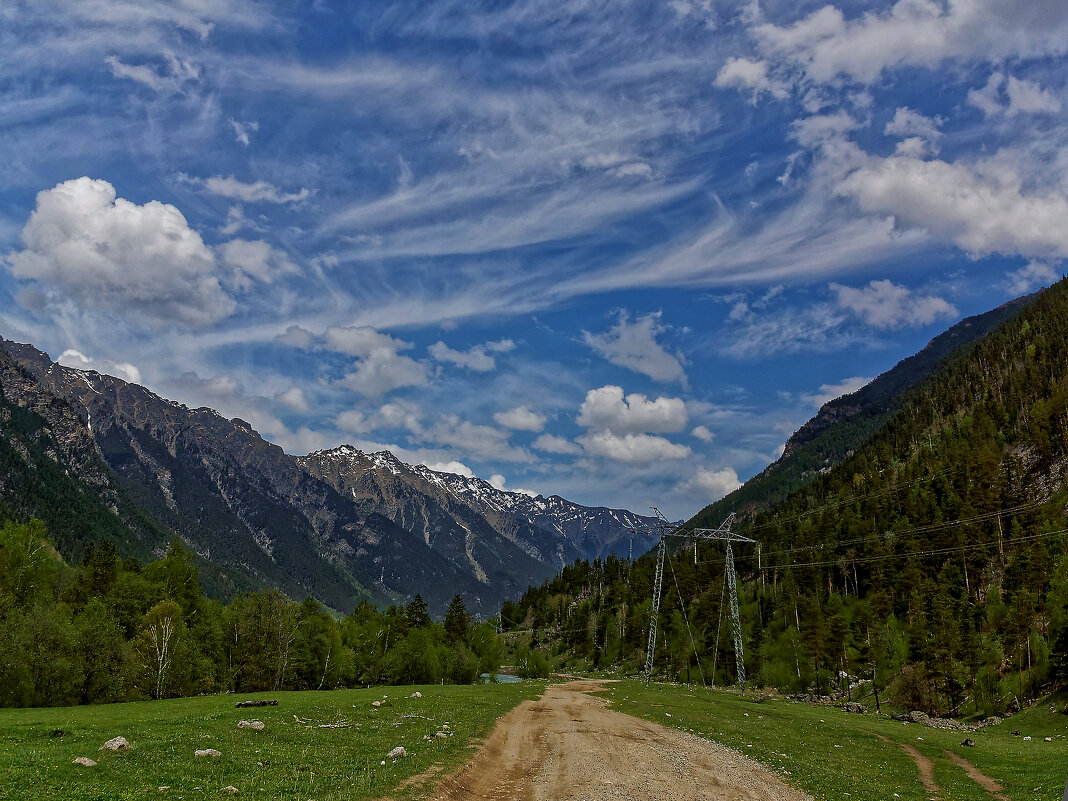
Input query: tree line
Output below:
<box><xmin>0</xmin><ymin>519</ymin><xmax>501</xmax><ymax>707</ymax></box>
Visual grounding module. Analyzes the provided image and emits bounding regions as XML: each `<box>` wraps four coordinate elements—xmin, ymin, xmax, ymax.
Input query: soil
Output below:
<box><xmin>432</xmin><ymin>680</ymin><xmax>812</xmax><ymax>801</ymax></box>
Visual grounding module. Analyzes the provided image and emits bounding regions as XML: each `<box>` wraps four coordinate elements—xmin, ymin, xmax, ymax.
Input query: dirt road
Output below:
<box><xmin>433</xmin><ymin>680</ymin><xmax>812</xmax><ymax>801</ymax></box>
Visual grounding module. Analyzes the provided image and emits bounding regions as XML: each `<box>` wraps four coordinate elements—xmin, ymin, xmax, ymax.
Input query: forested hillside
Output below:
<box><xmin>504</xmin><ymin>282</ymin><xmax>1068</xmax><ymax>716</ymax></box>
<box><xmin>691</xmin><ymin>292</ymin><xmax>1039</xmax><ymax>524</ymax></box>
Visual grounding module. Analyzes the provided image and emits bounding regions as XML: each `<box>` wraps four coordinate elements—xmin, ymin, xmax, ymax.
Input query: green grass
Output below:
<box><xmin>595</xmin><ymin>681</ymin><xmax>1067</xmax><ymax>801</ymax></box>
<box><xmin>0</xmin><ymin>682</ymin><xmax>544</xmax><ymax>801</ymax></box>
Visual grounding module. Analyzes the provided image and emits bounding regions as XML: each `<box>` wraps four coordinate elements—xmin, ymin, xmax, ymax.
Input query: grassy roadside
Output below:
<box><xmin>595</xmin><ymin>680</ymin><xmax>1066</xmax><ymax>801</ymax></box>
<box><xmin>0</xmin><ymin>681</ymin><xmax>544</xmax><ymax>801</ymax></box>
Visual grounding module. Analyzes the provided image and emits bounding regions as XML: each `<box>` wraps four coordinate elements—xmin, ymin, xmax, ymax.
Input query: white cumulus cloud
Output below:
<box><xmin>494</xmin><ymin>406</ymin><xmax>547</xmax><ymax>432</ymax></box>
<box><xmin>323</xmin><ymin>325</ymin><xmax>429</xmax><ymax>397</ymax></box>
<box><xmin>578</xmin><ymin>430</ymin><xmax>691</xmax><ymax>465</ymax></box>
<box><xmin>830</xmin><ymin>280</ymin><xmax>957</xmax><ymax>329</ymax></box>
<box><xmin>532</xmin><ymin>433</ymin><xmax>582</xmax><ymax>456</ymax></box>
<box><xmin>679</xmin><ymin>466</ymin><xmax>742</xmax><ymax>500</ymax></box>
<box><xmin>577</xmin><ymin>385</ymin><xmax>688</xmax><ymax>435</ymax></box>
<box><xmin>6</xmin><ymin>177</ymin><xmax>234</xmax><ymax>327</ymax></box>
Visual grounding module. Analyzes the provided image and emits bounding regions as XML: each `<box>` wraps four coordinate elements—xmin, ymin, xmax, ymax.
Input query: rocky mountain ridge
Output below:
<box><xmin>0</xmin><ymin>337</ymin><xmax>656</xmax><ymax>616</ymax></box>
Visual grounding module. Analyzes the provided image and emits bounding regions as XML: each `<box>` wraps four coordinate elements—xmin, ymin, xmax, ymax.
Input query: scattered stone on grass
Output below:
<box><xmin>387</xmin><ymin>746</ymin><xmax>406</xmax><ymax>759</ymax></box>
<box><xmin>843</xmin><ymin>702</ymin><xmax>864</xmax><ymax>714</ymax></box>
<box><xmin>1044</xmin><ymin>736</ymin><xmax>1052</xmax><ymax>742</ymax></box>
<box><xmin>237</xmin><ymin>720</ymin><xmax>264</xmax><ymax>730</ymax></box>
<box><xmin>100</xmin><ymin>736</ymin><xmax>130</xmax><ymax>751</ymax></box>
<box><xmin>220</xmin><ymin>786</ymin><xmax>239</xmax><ymax>794</ymax></box>
<box><xmin>1022</xmin><ymin>736</ymin><xmax>1032</xmax><ymax>741</ymax></box>
<box><xmin>196</xmin><ymin>749</ymin><xmax>222</xmax><ymax>757</ymax></box>
<box><xmin>235</xmin><ymin>700</ymin><xmax>277</xmax><ymax>708</ymax></box>
<box><xmin>158</xmin><ymin>787</ymin><xmax>170</xmax><ymax>792</ymax></box>
<box><xmin>72</xmin><ymin>757</ymin><xmax>97</xmax><ymax>767</ymax></box>
<box><xmin>372</xmin><ymin>700</ymin><xmax>382</xmax><ymax>707</ymax></box>
<box><xmin>961</xmin><ymin>738</ymin><xmax>976</xmax><ymax>747</ymax></box>
<box><xmin>411</xmin><ymin>691</ymin><xmax>422</xmax><ymax>698</ymax></box>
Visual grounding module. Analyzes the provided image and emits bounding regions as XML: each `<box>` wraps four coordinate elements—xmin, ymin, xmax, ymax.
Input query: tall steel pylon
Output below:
<box><xmin>691</xmin><ymin>515</ymin><xmax>758</xmax><ymax>689</ymax></box>
<box><xmin>641</xmin><ymin>512</ymin><xmax>759</xmax><ymax>689</ymax></box>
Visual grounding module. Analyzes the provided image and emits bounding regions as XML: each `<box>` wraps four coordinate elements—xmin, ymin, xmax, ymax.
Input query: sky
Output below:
<box><xmin>2</xmin><ymin>0</ymin><xmax>1067</xmax><ymax>520</ymax></box>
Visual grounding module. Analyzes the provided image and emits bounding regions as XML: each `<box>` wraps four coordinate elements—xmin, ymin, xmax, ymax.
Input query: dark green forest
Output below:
<box><xmin>0</xmin><ymin>519</ymin><xmax>505</xmax><ymax>707</ymax></box>
<box><xmin>503</xmin><ymin>282</ymin><xmax>1068</xmax><ymax>717</ymax></box>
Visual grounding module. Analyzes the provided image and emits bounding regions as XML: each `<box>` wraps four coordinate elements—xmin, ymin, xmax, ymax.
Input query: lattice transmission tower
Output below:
<box><xmin>640</xmin><ymin>512</ymin><xmax>759</xmax><ymax>689</ymax></box>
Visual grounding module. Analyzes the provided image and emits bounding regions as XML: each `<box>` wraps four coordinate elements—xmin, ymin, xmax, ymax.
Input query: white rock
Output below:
<box><xmin>372</xmin><ymin>700</ymin><xmax>382</xmax><ymax>707</ymax></box>
<box><xmin>195</xmin><ymin>748</ymin><xmax>222</xmax><ymax>757</ymax></box>
<box><xmin>100</xmin><ymin>736</ymin><xmax>130</xmax><ymax>751</ymax></box>
<box><xmin>73</xmin><ymin>757</ymin><xmax>97</xmax><ymax>767</ymax></box>
<box><xmin>387</xmin><ymin>746</ymin><xmax>406</xmax><ymax>758</ymax></box>
<box><xmin>221</xmin><ymin>786</ymin><xmax>239</xmax><ymax>794</ymax></box>
<box><xmin>411</xmin><ymin>691</ymin><xmax>422</xmax><ymax>698</ymax></box>
<box><xmin>237</xmin><ymin>720</ymin><xmax>265</xmax><ymax>730</ymax></box>
<box><xmin>1023</xmin><ymin>735</ymin><xmax>1032</xmax><ymax>741</ymax></box>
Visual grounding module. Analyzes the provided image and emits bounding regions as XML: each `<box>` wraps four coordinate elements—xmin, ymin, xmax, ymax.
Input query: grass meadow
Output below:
<box><xmin>598</xmin><ymin>680</ymin><xmax>1068</xmax><ymax>801</ymax></box>
<box><xmin>0</xmin><ymin>682</ymin><xmax>544</xmax><ymax>801</ymax></box>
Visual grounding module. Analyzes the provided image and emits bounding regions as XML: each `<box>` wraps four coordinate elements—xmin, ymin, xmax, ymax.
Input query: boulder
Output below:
<box><xmin>100</xmin><ymin>736</ymin><xmax>130</xmax><ymax>751</ymax></box>
<box><xmin>386</xmin><ymin>746</ymin><xmax>406</xmax><ymax>759</ymax></box>
<box><xmin>961</xmin><ymin>738</ymin><xmax>976</xmax><ymax>747</ymax></box>
<box><xmin>195</xmin><ymin>749</ymin><xmax>222</xmax><ymax>757</ymax></box>
<box><xmin>72</xmin><ymin>757</ymin><xmax>97</xmax><ymax>767</ymax></box>
<box><xmin>220</xmin><ymin>786</ymin><xmax>239</xmax><ymax>794</ymax></box>
<box><xmin>237</xmin><ymin>720</ymin><xmax>265</xmax><ymax>730</ymax></box>
<box><xmin>411</xmin><ymin>691</ymin><xmax>422</xmax><ymax>698</ymax></box>
<box><xmin>235</xmin><ymin>700</ymin><xmax>277</xmax><ymax>708</ymax></box>
<box><xmin>842</xmin><ymin>702</ymin><xmax>864</xmax><ymax>714</ymax></box>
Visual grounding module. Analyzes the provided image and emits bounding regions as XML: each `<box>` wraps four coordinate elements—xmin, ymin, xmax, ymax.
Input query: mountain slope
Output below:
<box><xmin>0</xmin><ymin>338</ymin><xmax>656</xmax><ymax>615</ymax></box>
<box><xmin>690</xmin><ymin>291</ymin><xmax>1041</xmax><ymax>529</ymax></box>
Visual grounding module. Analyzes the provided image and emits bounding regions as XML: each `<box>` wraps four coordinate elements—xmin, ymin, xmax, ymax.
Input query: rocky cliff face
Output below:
<box><xmin>0</xmin><ymin>337</ymin><xmax>656</xmax><ymax>616</ymax></box>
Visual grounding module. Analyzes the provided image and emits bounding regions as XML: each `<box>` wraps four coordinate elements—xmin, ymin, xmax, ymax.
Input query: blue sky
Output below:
<box><xmin>2</xmin><ymin>0</ymin><xmax>1067</xmax><ymax>519</ymax></box>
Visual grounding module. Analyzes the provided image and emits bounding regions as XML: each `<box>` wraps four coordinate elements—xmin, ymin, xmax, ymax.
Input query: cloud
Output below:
<box><xmin>721</xmin><ymin>304</ymin><xmax>852</xmax><ymax>358</ymax></box>
<box><xmin>754</xmin><ymin>1</ymin><xmax>1068</xmax><ymax>85</ymax></box>
<box><xmin>323</xmin><ymin>325</ymin><xmax>429</xmax><ymax>397</ymax></box>
<box><xmin>428</xmin><ymin>340</ymin><xmax>499</xmax><ymax>372</ymax></box>
<box><xmin>228</xmin><ymin>118</ymin><xmax>258</xmax><ymax>146</ymax></box>
<box><xmin>276</xmin><ymin>325</ymin><xmax>315</xmax><ymax>349</ymax></box>
<box><xmin>578</xmin><ymin>430</ymin><xmax>691</xmax><ymax>465</ymax></box>
<box><xmin>691</xmin><ymin>425</ymin><xmax>715</xmax><ymax>442</ymax></box>
<box><xmin>790</xmin><ymin>111</ymin><xmax>862</xmax><ymax>149</ymax></box>
<box><xmin>678</xmin><ymin>466</ymin><xmax>741</xmax><ymax>500</ymax></box>
<box><xmin>58</xmin><ymin>348</ymin><xmax>142</xmax><ymax>385</ymax></box>
<box><xmin>494</xmin><ymin>406</ymin><xmax>547</xmax><ymax>432</ymax></box>
<box><xmin>714</xmin><ymin>57</ymin><xmax>788</xmax><ymax>99</ymax></box>
<box><xmin>6</xmin><ymin>177</ymin><xmax>234</xmax><ymax>327</ymax></box>
<box><xmin>801</xmin><ymin>376</ymin><xmax>871</xmax><ymax>408</ymax></box>
<box><xmin>582</xmin><ymin>311</ymin><xmax>686</xmax><ymax>384</ymax></box>
<box><xmin>968</xmin><ymin>73</ymin><xmax>1061</xmax><ymax>118</ymax></box>
<box><xmin>219</xmin><ymin>239</ymin><xmax>297</xmax><ymax>288</ymax></box>
<box><xmin>105</xmin><ymin>52</ymin><xmax>199</xmax><ymax>93</ymax></box>
<box><xmin>421</xmin><ymin>415</ymin><xmax>530</xmax><ymax>462</ymax></box>
<box><xmin>577</xmin><ymin>385</ymin><xmax>688</xmax><ymax>434</ymax></box>
<box><xmin>276</xmin><ymin>386</ymin><xmax>310</xmax><ymax>413</ymax></box>
<box><xmin>180</xmin><ymin>174</ymin><xmax>311</xmax><ymax>204</ymax></box>
<box><xmin>1005</xmin><ymin>260</ymin><xmax>1059</xmax><ymax>295</ymax></box>
<box><xmin>532</xmin><ymin>433</ymin><xmax>582</xmax><ymax>456</ymax></box>
<box><xmin>830</xmin><ymin>279</ymin><xmax>957</xmax><ymax>329</ymax></box>
<box><xmin>835</xmin><ymin>147</ymin><xmax>1068</xmax><ymax>260</ymax></box>
<box><xmin>884</xmin><ymin>107</ymin><xmax>942</xmax><ymax>149</ymax></box>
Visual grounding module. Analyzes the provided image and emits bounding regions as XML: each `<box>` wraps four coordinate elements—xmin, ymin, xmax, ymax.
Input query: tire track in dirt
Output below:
<box><xmin>432</xmin><ymin>680</ymin><xmax>812</xmax><ymax>801</ymax></box>
<box><xmin>943</xmin><ymin>750</ymin><xmax>1010</xmax><ymax>801</ymax></box>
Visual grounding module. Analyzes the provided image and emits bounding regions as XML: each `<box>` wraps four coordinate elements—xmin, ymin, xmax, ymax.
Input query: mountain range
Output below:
<box><xmin>0</xmin><ymin>338</ymin><xmax>659</xmax><ymax>616</ymax></box>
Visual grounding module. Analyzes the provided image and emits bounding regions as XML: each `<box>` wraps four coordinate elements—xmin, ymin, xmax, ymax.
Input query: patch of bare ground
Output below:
<box><xmin>432</xmin><ymin>680</ymin><xmax>812</xmax><ymax>801</ymax></box>
<box><xmin>943</xmin><ymin>750</ymin><xmax>1010</xmax><ymax>801</ymax></box>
